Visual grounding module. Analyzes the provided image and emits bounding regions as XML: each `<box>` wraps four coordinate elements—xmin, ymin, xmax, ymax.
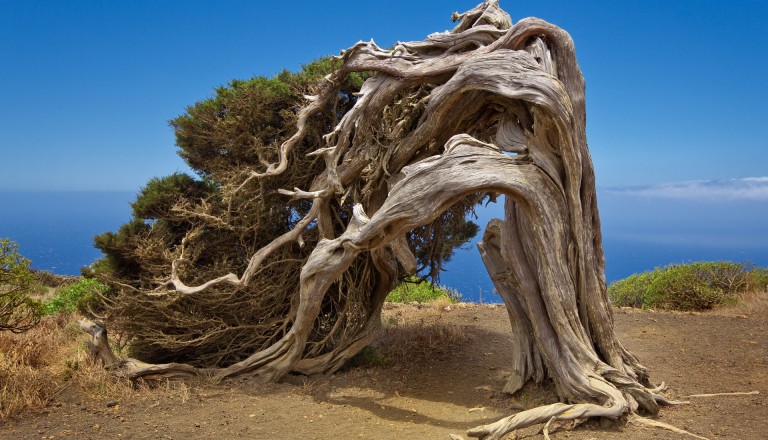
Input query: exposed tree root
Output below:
<box><xmin>467</xmin><ymin>377</ymin><xmax>631</xmax><ymax>439</ymax></box>
<box><xmin>466</xmin><ymin>383</ymin><xmax>706</xmax><ymax>440</ymax></box>
<box><xmin>540</xmin><ymin>418</ymin><xmax>587</xmax><ymax>439</ymax></box>
<box><xmin>542</xmin><ymin>416</ymin><xmax>556</xmax><ymax>440</ymax></box>
<box><xmin>684</xmin><ymin>391</ymin><xmax>760</xmax><ymax>398</ymax></box>
<box><xmin>627</xmin><ymin>414</ymin><xmax>710</xmax><ymax>440</ymax></box>
<box><xmin>80</xmin><ymin>319</ymin><xmax>202</xmax><ymax>381</ymax></box>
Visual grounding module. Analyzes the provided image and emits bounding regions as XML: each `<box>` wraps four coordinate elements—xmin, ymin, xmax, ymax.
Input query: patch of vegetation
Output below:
<box><xmin>89</xmin><ymin>57</ymin><xmax>478</xmax><ymax>368</ymax></box>
<box><xmin>750</xmin><ymin>267</ymin><xmax>768</xmax><ymax>289</ymax></box>
<box><xmin>346</xmin><ymin>346</ymin><xmax>390</xmax><ymax>369</ymax></box>
<box><xmin>0</xmin><ymin>238</ymin><xmax>43</xmax><ymax>332</ymax></box>
<box><xmin>0</xmin><ymin>313</ymin><xmax>144</xmax><ymax>420</ymax></box>
<box><xmin>44</xmin><ymin>278</ymin><xmax>109</xmax><ymax>315</ymax></box>
<box><xmin>30</xmin><ymin>270</ymin><xmax>77</xmax><ymax>289</ymax></box>
<box><xmin>608</xmin><ymin>261</ymin><xmax>768</xmax><ymax>311</ymax></box>
<box><xmin>386</xmin><ymin>278</ymin><xmax>462</xmax><ymax>303</ymax></box>
<box><xmin>375</xmin><ymin>320</ymin><xmax>468</xmax><ymax>367</ymax></box>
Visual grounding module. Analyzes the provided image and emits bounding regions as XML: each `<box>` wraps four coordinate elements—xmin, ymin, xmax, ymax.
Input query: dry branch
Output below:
<box><xmin>79</xmin><ymin>319</ymin><xmax>201</xmax><ymax>381</ymax></box>
<box><xmin>684</xmin><ymin>391</ymin><xmax>760</xmax><ymax>398</ymax></box>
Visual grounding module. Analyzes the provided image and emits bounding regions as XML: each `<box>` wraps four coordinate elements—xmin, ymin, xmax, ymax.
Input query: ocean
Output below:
<box><xmin>1</xmin><ymin>190</ymin><xmax>767</xmax><ymax>303</ymax></box>
<box><xmin>0</xmin><ymin>191</ymin><xmax>134</xmax><ymax>275</ymax></box>
<box><xmin>441</xmin><ymin>192</ymin><xmax>768</xmax><ymax>302</ymax></box>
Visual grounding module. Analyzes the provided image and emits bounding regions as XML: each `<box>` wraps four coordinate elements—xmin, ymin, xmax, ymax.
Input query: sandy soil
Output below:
<box><xmin>3</xmin><ymin>296</ymin><xmax>767</xmax><ymax>440</ymax></box>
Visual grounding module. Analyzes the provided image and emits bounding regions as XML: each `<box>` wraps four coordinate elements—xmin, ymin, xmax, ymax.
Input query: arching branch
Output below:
<box><xmin>88</xmin><ymin>2</ymin><xmax>702</xmax><ymax>438</ymax></box>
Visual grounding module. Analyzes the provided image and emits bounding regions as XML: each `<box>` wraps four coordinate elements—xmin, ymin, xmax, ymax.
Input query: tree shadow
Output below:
<box><xmin>271</xmin><ymin>311</ymin><xmax>560</xmax><ymax>431</ymax></box>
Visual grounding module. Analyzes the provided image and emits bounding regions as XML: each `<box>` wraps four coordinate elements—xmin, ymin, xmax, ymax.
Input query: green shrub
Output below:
<box><xmin>387</xmin><ymin>278</ymin><xmax>462</xmax><ymax>303</ymax></box>
<box><xmin>346</xmin><ymin>346</ymin><xmax>390</xmax><ymax>369</ymax></box>
<box><xmin>606</xmin><ymin>270</ymin><xmax>658</xmax><ymax>308</ymax></box>
<box><xmin>687</xmin><ymin>261</ymin><xmax>751</xmax><ymax>293</ymax></box>
<box><xmin>644</xmin><ymin>266</ymin><xmax>727</xmax><ymax>310</ymax></box>
<box><xmin>1</xmin><ymin>238</ymin><xmax>43</xmax><ymax>332</ymax></box>
<box><xmin>749</xmin><ymin>267</ymin><xmax>768</xmax><ymax>291</ymax></box>
<box><xmin>608</xmin><ymin>261</ymin><xmax>766</xmax><ymax>311</ymax></box>
<box><xmin>44</xmin><ymin>278</ymin><xmax>109</xmax><ymax>315</ymax></box>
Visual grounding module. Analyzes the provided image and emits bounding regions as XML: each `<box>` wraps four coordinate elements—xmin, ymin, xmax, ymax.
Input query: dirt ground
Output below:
<box><xmin>3</xmin><ymin>295</ymin><xmax>767</xmax><ymax>440</ymax></box>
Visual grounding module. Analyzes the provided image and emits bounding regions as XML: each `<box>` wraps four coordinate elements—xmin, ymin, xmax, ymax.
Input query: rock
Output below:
<box><xmin>106</xmin><ymin>401</ymin><xmax>118</xmax><ymax>408</ymax></box>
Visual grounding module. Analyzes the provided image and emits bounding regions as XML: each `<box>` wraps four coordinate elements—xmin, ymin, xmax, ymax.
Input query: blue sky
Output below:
<box><xmin>1</xmin><ymin>0</ymin><xmax>767</xmax><ymax>192</ymax></box>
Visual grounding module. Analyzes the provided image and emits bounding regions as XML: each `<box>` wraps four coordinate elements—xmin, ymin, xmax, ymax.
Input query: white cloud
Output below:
<box><xmin>602</xmin><ymin>177</ymin><xmax>768</xmax><ymax>201</ymax></box>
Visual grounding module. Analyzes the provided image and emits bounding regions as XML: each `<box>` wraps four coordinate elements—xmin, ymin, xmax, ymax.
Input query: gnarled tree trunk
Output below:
<box><xmin>87</xmin><ymin>2</ymin><xmax>688</xmax><ymax>438</ymax></box>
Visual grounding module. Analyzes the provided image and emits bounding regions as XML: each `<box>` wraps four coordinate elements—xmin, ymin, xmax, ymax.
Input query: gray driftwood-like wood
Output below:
<box><xmin>80</xmin><ymin>319</ymin><xmax>199</xmax><ymax>381</ymax></box>
<box><xmin>85</xmin><ymin>1</ymin><xmax>692</xmax><ymax>438</ymax></box>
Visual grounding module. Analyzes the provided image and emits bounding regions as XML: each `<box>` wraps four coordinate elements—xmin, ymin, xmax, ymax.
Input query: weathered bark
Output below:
<box><xmin>80</xmin><ymin>319</ymin><xmax>199</xmax><ymax>381</ymax></box>
<box><xmin>478</xmin><ymin>219</ymin><xmax>545</xmax><ymax>395</ymax></box>
<box><xmin>85</xmin><ymin>1</ymin><xmax>693</xmax><ymax>437</ymax></box>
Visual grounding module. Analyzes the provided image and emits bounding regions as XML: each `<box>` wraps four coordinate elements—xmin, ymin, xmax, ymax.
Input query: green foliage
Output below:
<box><xmin>90</xmin><ymin>54</ymin><xmax>478</xmax><ymax>367</ymax></box>
<box><xmin>608</xmin><ymin>261</ymin><xmax>765</xmax><ymax>311</ymax></box>
<box><xmin>44</xmin><ymin>278</ymin><xmax>109</xmax><ymax>315</ymax></box>
<box><xmin>170</xmin><ymin>56</ymin><xmax>361</xmax><ymax>179</ymax></box>
<box><xmin>644</xmin><ymin>267</ymin><xmax>725</xmax><ymax>310</ymax></box>
<box><xmin>0</xmin><ymin>238</ymin><xmax>43</xmax><ymax>332</ymax></box>
<box><xmin>89</xmin><ymin>57</ymin><xmax>379</xmax><ymax>366</ymax></box>
<box><xmin>749</xmin><ymin>267</ymin><xmax>768</xmax><ymax>290</ymax></box>
<box><xmin>407</xmin><ymin>199</ymin><xmax>480</xmax><ymax>282</ymax></box>
<box><xmin>92</xmin><ymin>219</ymin><xmax>152</xmax><ymax>278</ymax></box>
<box><xmin>606</xmin><ymin>270</ymin><xmax>657</xmax><ymax>309</ymax></box>
<box><xmin>93</xmin><ymin>57</ymin><xmax>356</xmax><ymax>286</ymax></box>
<box><xmin>130</xmin><ymin>173</ymin><xmax>215</xmax><ymax>221</ymax></box>
<box><xmin>346</xmin><ymin>346</ymin><xmax>390</xmax><ymax>369</ymax></box>
<box><xmin>387</xmin><ymin>278</ymin><xmax>462</xmax><ymax>303</ymax></box>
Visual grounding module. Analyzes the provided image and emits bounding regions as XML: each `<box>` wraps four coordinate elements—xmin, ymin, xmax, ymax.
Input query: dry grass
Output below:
<box><xmin>374</xmin><ymin>303</ymin><xmax>469</xmax><ymax>368</ymax></box>
<box><xmin>1</xmin><ymin>314</ymin><xmax>70</xmax><ymax>419</ymax></box>
<box><xmin>710</xmin><ymin>288</ymin><xmax>768</xmax><ymax>317</ymax></box>
<box><xmin>0</xmin><ymin>313</ymin><xmax>135</xmax><ymax>420</ymax></box>
<box><xmin>376</xmin><ymin>321</ymin><xmax>468</xmax><ymax>366</ymax></box>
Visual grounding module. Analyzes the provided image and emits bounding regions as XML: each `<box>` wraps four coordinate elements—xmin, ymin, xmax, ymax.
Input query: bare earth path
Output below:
<box><xmin>4</xmin><ymin>298</ymin><xmax>767</xmax><ymax>439</ymax></box>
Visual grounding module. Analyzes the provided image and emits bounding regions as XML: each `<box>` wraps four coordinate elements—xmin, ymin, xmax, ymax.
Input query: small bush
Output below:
<box><xmin>374</xmin><ymin>320</ymin><xmax>468</xmax><ymax>367</ymax></box>
<box><xmin>1</xmin><ymin>238</ymin><xmax>43</xmax><ymax>332</ymax></box>
<box><xmin>644</xmin><ymin>267</ymin><xmax>726</xmax><ymax>310</ymax></box>
<box><xmin>346</xmin><ymin>346</ymin><xmax>390</xmax><ymax>369</ymax></box>
<box><xmin>608</xmin><ymin>261</ymin><xmax>766</xmax><ymax>311</ymax></box>
<box><xmin>606</xmin><ymin>270</ymin><xmax>658</xmax><ymax>308</ymax></box>
<box><xmin>387</xmin><ymin>278</ymin><xmax>462</xmax><ymax>303</ymax></box>
<box><xmin>749</xmin><ymin>267</ymin><xmax>768</xmax><ymax>291</ymax></box>
<box><xmin>44</xmin><ymin>278</ymin><xmax>109</xmax><ymax>315</ymax></box>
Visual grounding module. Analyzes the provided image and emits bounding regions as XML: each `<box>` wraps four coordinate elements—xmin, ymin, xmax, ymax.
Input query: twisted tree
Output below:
<box><xmin>86</xmin><ymin>1</ymin><xmax>692</xmax><ymax>438</ymax></box>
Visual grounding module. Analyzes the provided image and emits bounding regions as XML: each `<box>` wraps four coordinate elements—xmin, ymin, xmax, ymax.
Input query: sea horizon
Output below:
<box><xmin>2</xmin><ymin>189</ymin><xmax>767</xmax><ymax>303</ymax></box>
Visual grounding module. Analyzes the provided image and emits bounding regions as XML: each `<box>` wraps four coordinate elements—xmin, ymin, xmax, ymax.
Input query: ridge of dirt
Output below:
<box><xmin>3</xmin><ymin>297</ymin><xmax>767</xmax><ymax>439</ymax></box>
